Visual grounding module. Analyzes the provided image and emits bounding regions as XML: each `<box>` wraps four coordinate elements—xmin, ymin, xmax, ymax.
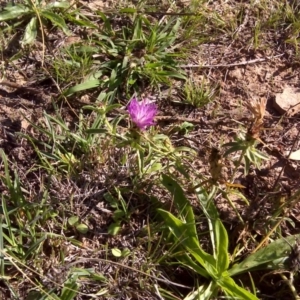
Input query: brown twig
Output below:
<box><xmin>0</xmin><ymin>79</ymin><xmax>37</xmax><ymax>91</ymax></box>
<box><xmin>180</xmin><ymin>54</ymin><xmax>284</xmax><ymax>68</ymax></box>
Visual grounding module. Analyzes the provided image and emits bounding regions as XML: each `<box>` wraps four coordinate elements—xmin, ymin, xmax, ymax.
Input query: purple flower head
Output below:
<box><xmin>128</xmin><ymin>98</ymin><xmax>157</xmax><ymax>130</ymax></box>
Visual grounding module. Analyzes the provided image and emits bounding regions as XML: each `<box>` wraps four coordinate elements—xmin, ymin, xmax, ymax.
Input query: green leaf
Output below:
<box><xmin>158</xmin><ymin>209</ymin><xmax>216</xmax><ymax>278</ymax></box>
<box><xmin>112</xmin><ymin>248</ymin><xmax>122</xmax><ymax>257</ymax></box>
<box><xmin>64</xmin><ymin>79</ymin><xmax>101</xmax><ymax>97</ymax></box>
<box><xmin>122</xmin><ymin>248</ymin><xmax>131</xmax><ymax>257</ymax></box>
<box><xmin>46</xmin><ymin>1</ymin><xmax>70</xmax><ymax>9</ymax></box>
<box><xmin>196</xmin><ymin>187</ymin><xmax>229</xmax><ymax>273</ymax></box>
<box><xmin>223</xmin><ymin>145</ymin><xmax>243</xmax><ymax>157</ymax></box>
<box><xmin>196</xmin><ymin>188</ymin><xmax>216</xmax><ymax>241</ymax></box>
<box><xmin>244</xmin><ymin>156</ymin><xmax>250</xmax><ymax>174</ymax></box>
<box><xmin>66</xmin><ymin>14</ymin><xmax>98</xmax><ymax>29</ymax></box>
<box><xmin>112</xmin><ymin>209</ymin><xmax>125</xmax><ymax>221</ymax></box>
<box><xmin>229</xmin><ymin>234</ymin><xmax>300</xmax><ymax>276</ymax></box>
<box><xmin>253</xmin><ymin>149</ymin><xmax>269</xmax><ymax>160</ymax></box>
<box><xmin>246</xmin><ymin>148</ymin><xmax>256</xmax><ymax>163</ymax></box>
<box><xmin>71</xmin><ymin>268</ymin><xmax>107</xmax><ymax>281</ymax></box>
<box><xmin>120</xmin><ymin>8</ymin><xmax>137</xmax><ymax>13</ymax></box>
<box><xmin>161</xmin><ymin>175</ymin><xmax>195</xmax><ymax>227</ymax></box>
<box><xmin>26</xmin><ymin>291</ymin><xmax>45</xmax><ymax>300</ymax></box>
<box><xmin>133</xmin><ymin>16</ymin><xmax>143</xmax><ymax>40</ymax></box>
<box><xmin>68</xmin><ymin>216</ymin><xmax>79</xmax><ymax>226</ymax></box>
<box><xmin>184</xmin><ymin>281</ymin><xmax>219</xmax><ymax>300</ymax></box>
<box><xmin>215</xmin><ymin>219</ymin><xmax>229</xmax><ymax>273</ymax></box>
<box><xmin>42</xmin><ymin>10</ymin><xmax>71</xmax><ymax>35</ymax></box>
<box><xmin>218</xmin><ymin>274</ymin><xmax>258</xmax><ymax>300</ymax></box>
<box><xmin>0</xmin><ymin>5</ymin><xmax>30</xmax><ymax>21</ymax></box>
<box><xmin>144</xmin><ymin>162</ymin><xmax>162</xmax><ymax>174</ymax></box>
<box><xmin>23</xmin><ymin>236</ymin><xmax>47</xmax><ymax>260</ymax></box>
<box><xmin>76</xmin><ymin>223</ymin><xmax>89</xmax><ymax>234</ymax></box>
<box><xmin>21</xmin><ymin>17</ymin><xmax>37</xmax><ymax>45</ymax></box>
<box><xmin>60</xmin><ymin>278</ymin><xmax>78</xmax><ymax>300</ymax></box>
<box><xmin>222</xmin><ymin>142</ymin><xmax>237</xmax><ymax>147</ymax></box>
<box><xmin>85</xmin><ymin>129</ymin><xmax>108</xmax><ymax>135</ymax></box>
<box><xmin>108</xmin><ymin>223</ymin><xmax>120</xmax><ymax>236</ymax></box>
<box><xmin>156</xmin><ymin>70</ymin><xmax>186</xmax><ymax>80</ymax></box>
<box><xmin>175</xmin><ymin>251</ymin><xmax>211</xmax><ymax>278</ymax></box>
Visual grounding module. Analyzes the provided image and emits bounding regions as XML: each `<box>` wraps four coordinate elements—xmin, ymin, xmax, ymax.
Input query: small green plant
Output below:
<box><xmin>68</xmin><ymin>216</ymin><xmax>88</xmax><ymax>234</ymax></box>
<box><xmin>159</xmin><ymin>174</ymin><xmax>300</xmax><ymax>299</ymax></box>
<box><xmin>223</xmin><ymin>131</ymin><xmax>269</xmax><ymax>174</ymax></box>
<box><xmin>104</xmin><ymin>188</ymin><xmax>131</xmax><ymax>236</ymax></box>
<box><xmin>223</xmin><ymin>98</ymin><xmax>269</xmax><ymax>175</ymax></box>
<box><xmin>64</xmin><ymin>11</ymin><xmax>186</xmax><ymax>100</ymax></box>
<box><xmin>0</xmin><ymin>0</ymin><xmax>71</xmax><ymax>45</ymax></box>
<box><xmin>22</xmin><ymin>104</ymin><xmax>111</xmax><ymax>174</ymax></box>
<box><xmin>183</xmin><ymin>77</ymin><xmax>219</xmax><ymax>108</ymax></box>
<box><xmin>51</xmin><ymin>43</ymin><xmax>95</xmax><ymax>87</ymax></box>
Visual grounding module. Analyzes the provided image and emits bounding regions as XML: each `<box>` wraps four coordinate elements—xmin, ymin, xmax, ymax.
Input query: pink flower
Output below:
<box><xmin>128</xmin><ymin>98</ymin><xmax>157</xmax><ymax>130</ymax></box>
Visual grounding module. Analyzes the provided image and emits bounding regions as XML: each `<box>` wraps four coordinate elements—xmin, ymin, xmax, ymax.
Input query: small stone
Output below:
<box><xmin>273</xmin><ymin>86</ymin><xmax>300</xmax><ymax>116</ymax></box>
<box><xmin>229</xmin><ymin>68</ymin><xmax>243</xmax><ymax>80</ymax></box>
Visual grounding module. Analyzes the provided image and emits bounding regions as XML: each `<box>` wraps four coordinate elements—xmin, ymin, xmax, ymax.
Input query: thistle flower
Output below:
<box><xmin>128</xmin><ymin>98</ymin><xmax>157</xmax><ymax>130</ymax></box>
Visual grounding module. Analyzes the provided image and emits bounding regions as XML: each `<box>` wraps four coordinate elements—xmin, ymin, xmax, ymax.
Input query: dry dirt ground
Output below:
<box><xmin>1</xmin><ymin>0</ymin><xmax>300</xmax><ymax>299</ymax></box>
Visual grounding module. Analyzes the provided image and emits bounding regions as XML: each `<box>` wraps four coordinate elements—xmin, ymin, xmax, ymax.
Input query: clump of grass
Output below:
<box><xmin>183</xmin><ymin>76</ymin><xmax>219</xmax><ymax>108</ymax></box>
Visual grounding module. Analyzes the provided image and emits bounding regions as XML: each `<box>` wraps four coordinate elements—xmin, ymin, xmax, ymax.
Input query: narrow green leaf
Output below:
<box><xmin>66</xmin><ymin>14</ymin><xmax>98</xmax><ymax>29</ymax></box>
<box><xmin>60</xmin><ymin>279</ymin><xmax>78</xmax><ymax>300</ymax></box>
<box><xmin>85</xmin><ymin>129</ymin><xmax>108</xmax><ymax>135</ymax></box>
<box><xmin>46</xmin><ymin>1</ymin><xmax>70</xmax><ymax>9</ymax></box>
<box><xmin>196</xmin><ymin>186</ymin><xmax>229</xmax><ymax>273</ymax></box>
<box><xmin>244</xmin><ymin>156</ymin><xmax>250</xmax><ymax>174</ymax></box>
<box><xmin>0</xmin><ymin>216</ymin><xmax>4</xmax><ymax>276</ymax></box>
<box><xmin>229</xmin><ymin>234</ymin><xmax>300</xmax><ymax>276</ymax></box>
<box><xmin>122</xmin><ymin>56</ymin><xmax>129</xmax><ymax>70</ymax></box>
<box><xmin>254</xmin><ymin>149</ymin><xmax>269</xmax><ymax>160</ymax></box>
<box><xmin>184</xmin><ymin>281</ymin><xmax>219</xmax><ymax>300</ymax></box>
<box><xmin>42</xmin><ymin>10</ymin><xmax>71</xmax><ymax>35</ymax></box>
<box><xmin>23</xmin><ymin>236</ymin><xmax>47</xmax><ymax>260</ymax></box>
<box><xmin>120</xmin><ymin>8</ymin><xmax>137</xmax><ymax>13</ymax></box>
<box><xmin>246</xmin><ymin>148</ymin><xmax>256</xmax><ymax>163</ymax></box>
<box><xmin>215</xmin><ymin>219</ymin><xmax>229</xmax><ymax>273</ymax></box>
<box><xmin>218</xmin><ymin>275</ymin><xmax>258</xmax><ymax>300</ymax></box>
<box><xmin>158</xmin><ymin>209</ymin><xmax>217</xmax><ymax>278</ymax></box>
<box><xmin>223</xmin><ymin>146</ymin><xmax>243</xmax><ymax>157</ymax></box>
<box><xmin>176</xmin><ymin>252</ymin><xmax>210</xmax><ymax>278</ymax></box>
<box><xmin>156</xmin><ymin>71</ymin><xmax>186</xmax><ymax>80</ymax></box>
<box><xmin>122</xmin><ymin>248</ymin><xmax>131</xmax><ymax>257</ymax></box>
<box><xmin>222</xmin><ymin>142</ymin><xmax>238</xmax><ymax>147</ymax></box>
<box><xmin>133</xmin><ymin>16</ymin><xmax>143</xmax><ymax>40</ymax></box>
<box><xmin>161</xmin><ymin>174</ymin><xmax>195</xmax><ymax>227</ymax></box>
<box><xmin>64</xmin><ymin>79</ymin><xmax>101</xmax><ymax>97</ymax></box>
